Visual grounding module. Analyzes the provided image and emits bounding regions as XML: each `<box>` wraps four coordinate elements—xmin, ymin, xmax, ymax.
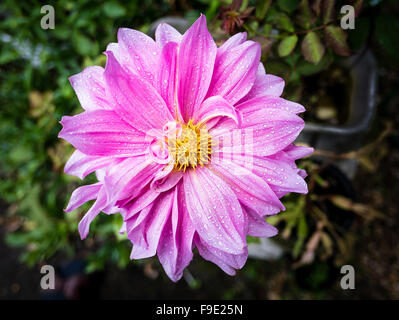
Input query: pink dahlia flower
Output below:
<box><xmin>59</xmin><ymin>15</ymin><xmax>313</xmax><ymax>281</ymax></box>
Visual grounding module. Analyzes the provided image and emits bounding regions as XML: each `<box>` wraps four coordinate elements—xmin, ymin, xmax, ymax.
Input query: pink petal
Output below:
<box><xmin>65</xmin><ymin>182</ymin><xmax>102</xmax><ymax>212</ymax></box>
<box><xmin>193</xmin><ymin>95</ymin><xmax>241</xmax><ymax>127</ymax></box>
<box><xmin>78</xmin><ymin>186</ymin><xmax>107</xmax><ymax>239</ymax></box>
<box><xmin>104</xmin><ymin>51</ymin><xmax>173</xmax><ymax>132</ymax></box>
<box><xmin>257</xmin><ymin>63</ymin><xmax>266</xmax><ymax>76</ymax></box>
<box><xmin>126</xmin><ymin>202</ymin><xmax>153</xmax><ymax>235</ymax></box>
<box><xmin>77</xmin><ymin>157</ymin><xmax>163</xmax><ymax>240</ymax></box>
<box><xmin>148</xmin><ymin>137</ymin><xmax>170</xmax><ymax>164</ymax></box>
<box><xmin>178</xmin><ymin>14</ymin><xmax>217</xmax><ymax>122</ymax></box>
<box><xmin>64</xmin><ymin>150</ymin><xmax>114</xmax><ymax>179</ymax></box>
<box><xmin>59</xmin><ymin>110</ymin><xmax>148</xmax><ymax>157</ymax></box>
<box><xmin>207</xmin><ymin>40</ymin><xmax>261</xmax><ymax>105</ymax></box>
<box><xmin>157</xmin><ymin>41</ymin><xmax>179</xmax><ymax>116</ymax></box>
<box><xmin>244</xmin><ymin>206</ymin><xmax>278</xmax><ymax>237</ymax></box>
<box><xmin>128</xmin><ymin>190</ymin><xmax>174</xmax><ymax>259</ymax></box>
<box><xmin>104</xmin><ymin>156</ymin><xmax>162</xmax><ymax>204</ymax></box>
<box><xmin>210</xmin><ymin>159</ymin><xmax>284</xmax><ymax>216</ymax></box>
<box><xmin>297</xmin><ymin>169</ymin><xmax>308</xmax><ymax>179</ymax></box>
<box><xmin>150</xmin><ymin>163</ymin><xmax>183</xmax><ymax>193</ymax></box>
<box><xmin>155</xmin><ymin>23</ymin><xmax>182</xmax><ymax>47</ymax></box>
<box><xmin>183</xmin><ymin>167</ymin><xmax>245</xmax><ymax>254</ymax></box>
<box><xmin>157</xmin><ymin>183</ymin><xmax>195</xmax><ymax>282</ymax></box>
<box><xmin>258</xmin><ymin>158</ymin><xmax>308</xmax><ymax>194</ymax></box>
<box><xmin>194</xmin><ymin>234</ymin><xmax>248</xmax><ymax>276</ymax></box>
<box><xmin>213</xmin><ymin>108</ymin><xmax>305</xmax><ymax>157</ymax></box>
<box><xmin>237</xmin><ymin>96</ymin><xmax>305</xmax><ymax>114</ymax></box>
<box><xmin>69</xmin><ymin>66</ymin><xmax>112</xmax><ymax>111</ymax></box>
<box><xmin>217</xmin><ymin>32</ymin><xmax>247</xmax><ymax>56</ymax></box>
<box><xmin>283</xmin><ymin>144</ymin><xmax>314</xmax><ymax>160</ymax></box>
<box><xmin>108</xmin><ymin>28</ymin><xmax>161</xmax><ymax>86</ymax></box>
<box><xmin>243</xmin><ymin>74</ymin><xmax>285</xmax><ymax>100</ymax></box>
<box><xmin>211</xmin><ymin>97</ymin><xmax>304</xmax><ymax>137</ymax></box>
<box><xmin>119</xmin><ymin>222</ymin><xmax>127</xmax><ymax>234</ymax></box>
<box><xmin>216</xmin><ymin>149</ymin><xmax>308</xmax><ymax>196</ymax></box>
<box><xmin>124</xmin><ymin>186</ymin><xmax>161</xmax><ymax>219</ymax></box>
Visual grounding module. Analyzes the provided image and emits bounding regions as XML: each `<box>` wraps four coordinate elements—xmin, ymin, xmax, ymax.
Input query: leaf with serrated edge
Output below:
<box><xmin>322</xmin><ymin>0</ymin><xmax>335</xmax><ymax>24</ymax></box>
<box><xmin>297</xmin><ymin>0</ymin><xmax>315</xmax><ymax>29</ymax></box>
<box><xmin>324</xmin><ymin>25</ymin><xmax>350</xmax><ymax>56</ymax></box>
<box><xmin>301</xmin><ymin>31</ymin><xmax>325</xmax><ymax>64</ymax></box>
<box><xmin>278</xmin><ymin>35</ymin><xmax>298</xmax><ymax>57</ymax></box>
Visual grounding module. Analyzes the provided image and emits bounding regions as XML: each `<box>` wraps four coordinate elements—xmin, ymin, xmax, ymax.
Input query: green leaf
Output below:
<box><xmin>323</xmin><ymin>25</ymin><xmax>350</xmax><ymax>56</ymax></box>
<box><xmin>73</xmin><ymin>33</ymin><xmax>95</xmax><ymax>56</ymax></box>
<box><xmin>277</xmin><ymin>0</ymin><xmax>300</xmax><ymax>13</ymax></box>
<box><xmin>297</xmin><ymin>0</ymin><xmax>315</xmax><ymax>29</ymax></box>
<box><xmin>296</xmin><ymin>51</ymin><xmax>333</xmax><ymax>75</ymax></box>
<box><xmin>311</xmin><ymin>0</ymin><xmax>322</xmax><ymax>16</ymax></box>
<box><xmin>322</xmin><ymin>0</ymin><xmax>335</xmax><ymax>24</ymax></box>
<box><xmin>19</xmin><ymin>185</ymin><xmax>53</xmax><ymax>229</ymax></box>
<box><xmin>9</xmin><ymin>144</ymin><xmax>34</xmax><ymax>164</ymax></box>
<box><xmin>284</xmin><ymin>51</ymin><xmax>301</xmax><ymax>67</ymax></box>
<box><xmin>261</xmin><ymin>23</ymin><xmax>273</xmax><ymax>36</ymax></box>
<box><xmin>276</xmin><ymin>13</ymin><xmax>295</xmax><ymax>32</ymax></box>
<box><xmin>265</xmin><ymin>61</ymin><xmax>292</xmax><ymax>82</ymax></box>
<box><xmin>256</xmin><ymin>0</ymin><xmax>272</xmax><ymax>20</ymax></box>
<box><xmin>375</xmin><ymin>15</ymin><xmax>399</xmax><ymax>60</ymax></box>
<box><xmin>52</xmin><ymin>26</ymin><xmax>71</xmax><ymax>40</ymax></box>
<box><xmin>0</xmin><ymin>49</ymin><xmax>19</xmax><ymax>65</ymax></box>
<box><xmin>293</xmin><ymin>237</ymin><xmax>304</xmax><ymax>258</ymax></box>
<box><xmin>246</xmin><ymin>235</ymin><xmax>261</xmax><ymax>244</ymax></box>
<box><xmin>278</xmin><ymin>35</ymin><xmax>298</xmax><ymax>57</ymax></box>
<box><xmin>6</xmin><ymin>233</ymin><xmax>32</xmax><ymax>247</ymax></box>
<box><xmin>301</xmin><ymin>31</ymin><xmax>325</xmax><ymax>64</ymax></box>
<box><xmin>103</xmin><ymin>2</ymin><xmax>126</xmax><ymax>18</ymax></box>
<box><xmin>298</xmin><ymin>216</ymin><xmax>308</xmax><ymax>240</ymax></box>
<box><xmin>205</xmin><ymin>0</ymin><xmax>221</xmax><ymax>22</ymax></box>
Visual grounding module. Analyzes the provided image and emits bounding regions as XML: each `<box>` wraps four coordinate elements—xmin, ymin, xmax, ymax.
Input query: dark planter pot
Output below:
<box><xmin>299</xmin><ymin>50</ymin><xmax>377</xmax><ymax>153</ymax></box>
<box><xmin>297</xmin><ymin>50</ymin><xmax>378</xmax><ymax>178</ymax></box>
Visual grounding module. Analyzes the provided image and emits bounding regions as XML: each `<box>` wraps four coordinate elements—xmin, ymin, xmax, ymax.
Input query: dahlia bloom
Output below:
<box><xmin>59</xmin><ymin>15</ymin><xmax>313</xmax><ymax>281</ymax></box>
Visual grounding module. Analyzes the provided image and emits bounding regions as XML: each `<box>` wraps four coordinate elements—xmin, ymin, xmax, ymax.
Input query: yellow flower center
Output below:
<box><xmin>167</xmin><ymin>120</ymin><xmax>212</xmax><ymax>172</ymax></box>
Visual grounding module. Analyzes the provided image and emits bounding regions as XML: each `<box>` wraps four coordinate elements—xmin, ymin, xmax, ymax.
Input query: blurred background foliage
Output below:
<box><xmin>1</xmin><ymin>0</ymin><xmax>399</xmax><ymax>299</ymax></box>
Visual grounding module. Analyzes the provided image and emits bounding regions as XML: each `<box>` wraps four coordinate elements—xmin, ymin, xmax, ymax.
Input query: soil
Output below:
<box><xmin>0</xmin><ymin>200</ymin><xmax>40</xmax><ymax>299</ymax></box>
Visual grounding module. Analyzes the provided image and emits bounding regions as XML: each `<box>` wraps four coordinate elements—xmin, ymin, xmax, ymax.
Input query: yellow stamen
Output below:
<box><xmin>166</xmin><ymin>120</ymin><xmax>212</xmax><ymax>172</ymax></box>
